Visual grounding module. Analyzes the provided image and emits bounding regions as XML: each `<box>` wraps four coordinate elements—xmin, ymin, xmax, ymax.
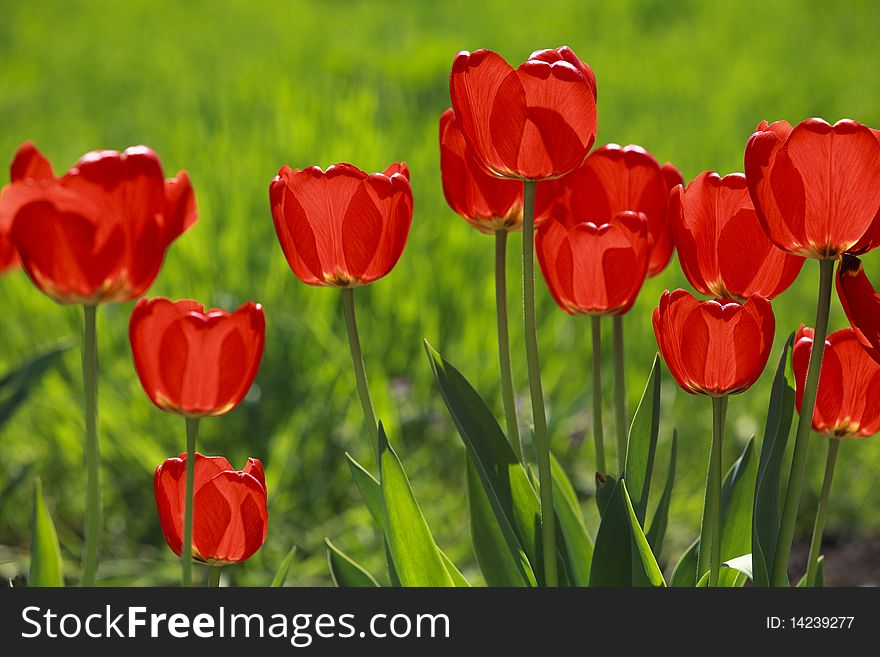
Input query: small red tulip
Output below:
<box><xmin>0</xmin><ymin>142</ymin><xmax>197</xmax><ymax>303</ymax></box>
<box><xmin>836</xmin><ymin>254</ymin><xmax>880</xmax><ymax>363</ymax></box>
<box><xmin>672</xmin><ymin>171</ymin><xmax>805</xmax><ymax>300</ymax></box>
<box><xmin>536</xmin><ymin>210</ymin><xmax>649</xmax><ymax>315</ymax></box>
<box><xmin>793</xmin><ymin>326</ymin><xmax>880</xmax><ymax>438</ymax></box>
<box><xmin>536</xmin><ymin>144</ymin><xmax>675</xmax><ymax>276</ymax></box>
<box><xmin>439</xmin><ymin>108</ymin><xmax>523</xmax><ymax>233</ymax></box>
<box><xmin>129</xmin><ymin>297</ymin><xmax>265</xmax><ymax>417</ymax></box>
<box><xmin>653</xmin><ymin>289</ymin><xmax>775</xmax><ymax>396</ymax></box>
<box><xmin>155</xmin><ymin>453</ymin><xmax>268</xmax><ymax>564</ymax></box>
<box><xmin>269</xmin><ymin>162</ymin><xmax>413</xmax><ymax>287</ymax></box>
<box><xmin>744</xmin><ymin>118</ymin><xmax>880</xmax><ymax>259</ymax></box>
<box><xmin>449</xmin><ymin>47</ymin><xmax>597</xmax><ymax>181</ymax></box>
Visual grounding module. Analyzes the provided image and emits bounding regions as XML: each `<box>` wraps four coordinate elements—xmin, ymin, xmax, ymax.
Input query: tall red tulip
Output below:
<box><xmin>536</xmin><ymin>143</ymin><xmax>675</xmax><ymax>276</ymax></box>
<box><xmin>449</xmin><ymin>47</ymin><xmax>597</xmax><ymax>181</ymax></box>
<box><xmin>439</xmin><ymin>107</ymin><xmax>523</xmax><ymax>233</ymax></box>
<box><xmin>793</xmin><ymin>326</ymin><xmax>880</xmax><ymax>438</ymax></box>
<box><xmin>836</xmin><ymin>254</ymin><xmax>880</xmax><ymax>362</ymax></box>
<box><xmin>129</xmin><ymin>297</ymin><xmax>265</xmax><ymax>417</ymax></box>
<box><xmin>744</xmin><ymin>118</ymin><xmax>880</xmax><ymax>259</ymax></box>
<box><xmin>269</xmin><ymin>162</ymin><xmax>413</xmax><ymax>288</ymax></box>
<box><xmin>653</xmin><ymin>289</ymin><xmax>775</xmax><ymax>396</ymax></box>
<box><xmin>0</xmin><ymin>142</ymin><xmax>197</xmax><ymax>304</ymax></box>
<box><xmin>537</xmin><ymin>210</ymin><xmax>649</xmax><ymax>315</ymax></box>
<box><xmin>672</xmin><ymin>171</ymin><xmax>804</xmax><ymax>300</ymax></box>
<box><xmin>155</xmin><ymin>453</ymin><xmax>268</xmax><ymax>564</ymax></box>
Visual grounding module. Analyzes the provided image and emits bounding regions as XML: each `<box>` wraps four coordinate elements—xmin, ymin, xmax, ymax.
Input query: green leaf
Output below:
<box><xmin>270</xmin><ymin>545</ymin><xmax>298</xmax><ymax>587</ymax></box>
<box><xmin>326</xmin><ymin>539</ymin><xmax>379</xmax><ymax>587</ymax></box>
<box><xmin>0</xmin><ymin>341</ymin><xmax>72</xmax><ymax>431</ymax></box>
<box><xmin>670</xmin><ymin>437</ymin><xmax>757</xmax><ymax>586</ymax></box>
<box><xmin>378</xmin><ymin>424</ymin><xmax>454</xmax><ymax>587</ymax></box>
<box><xmin>29</xmin><ymin>479</ymin><xmax>64</xmax><ymax>587</ymax></box>
<box><xmin>348</xmin><ymin>452</ymin><xmax>467</xmax><ymax>586</ymax></box>
<box><xmin>426</xmin><ymin>342</ymin><xmax>566</xmax><ymax>585</ymax></box>
<box><xmin>796</xmin><ymin>556</ymin><xmax>825</xmax><ymax>588</ymax></box>
<box><xmin>550</xmin><ymin>455</ymin><xmax>592</xmax><ymax>586</ymax></box>
<box><xmin>467</xmin><ymin>457</ymin><xmax>535</xmax><ymax>586</ymax></box>
<box><xmin>622</xmin><ymin>355</ymin><xmax>661</xmax><ymax>524</ymax></box>
<box><xmin>752</xmin><ymin>334</ymin><xmax>796</xmax><ymax>587</ymax></box>
<box><xmin>595</xmin><ymin>472</ymin><xmax>618</xmax><ymax>517</ymax></box>
<box><xmin>590</xmin><ymin>478</ymin><xmax>665</xmax><ymax>587</ymax></box>
<box><xmin>646</xmin><ymin>430</ymin><xmax>678</xmax><ymax>560</ymax></box>
<box><xmin>696</xmin><ymin>554</ymin><xmax>752</xmax><ymax>587</ymax></box>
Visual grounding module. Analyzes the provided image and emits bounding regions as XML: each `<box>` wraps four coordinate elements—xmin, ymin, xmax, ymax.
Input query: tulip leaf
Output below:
<box><xmin>796</xmin><ymin>556</ymin><xmax>825</xmax><ymax>588</ymax></box>
<box><xmin>590</xmin><ymin>478</ymin><xmax>665</xmax><ymax>587</ymax></box>
<box><xmin>595</xmin><ymin>472</ymin><xmax>617</xmax><ymax>517</ymax></box>
<box><xmin>646</xmin><ymin>430</ymin><xmax>678</xmax><ymax>560</ymax></box>
<box><xmin>29</xmin><ymin>479</ymin><xmax>64</xmax><ymax>587</ymax></box>
<box><xmin>325</xmin><ymin>539</ymin><xmax>379</xmax><ymax>588</ymax></box>
<box><xmin>695</xmin><ymin>554</ymin><xmax>752</xmax><ymax>587</ymax></box>
<box><xmin>378</xmin><ymin>424</ymin><xmax>454</xmax><ymax>587</ymax></box>
<box><xmin>752</xmin><ymin>333</ymin><xmax>796</xmax><ymax>587</ymax></box>
<box><xmin>425</xmin><ymin>341</ymin><xmax>569</xmax><ymax>586</ymax></box>
<box><xmin>550</xmin><ymin>454</ymin><xmax>592</xmax><ymax>586</ymax></box>
<box><xmin>622</xmin><ymin>354</ymin><xmax>661</xmax><ymax>525</ymax></box>
<box><xmin>270</xmin><ymin>545</ymin><xmax>298</xmax><ymax>587</ymax></box>
<box><xmin>348</xmin><ymin>452</ymin><xmax>467</xmax><ymax>586</ymax></box>
<box><xmin>0</xmin><ymin>341</ymin><xmax>72</xmax><ymax>431</ymax></box>
<box><xmin>670</xmin><ymin>437</ymin><xmax>757</xmax><ymax>586</ymax></box>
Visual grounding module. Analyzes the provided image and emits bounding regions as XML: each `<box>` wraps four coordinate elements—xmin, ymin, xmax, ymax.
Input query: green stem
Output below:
<box><xmin>208</xmin><ymin>565</ymin><xmax>222</xmax><ymax>588</ymax></box>
<box><xmin>698</xmin><ymin>395</ymin><xmax>727</xmax><ymax>586</ymax></box>
<box><xmin>342</xmin><ymin>287</ymin><xmax>378</xmax><ymax>459</ymax></box>
<box><xmin>521</xmin><ymin>179</ymin><xmax>557</xmax><ymax>587</ymax></box>
<box><xmin>612</xmin><ymin>315</ymin><xmax>628</xmax><ymax>473</ymax></box>
<box><xmin>80</xmin><ymin>304</ymin><xmax>100</xmax><ymax>587</ymax></box>
<box><xmin>771</xmin><ymin>258</ymin><xmax>835</xmax><ymax>586</ymax></box>
<box><xmin>805</xmin><ymin>437</ymin><xmax>840</xmax><ymax>586</ymax></box>
<box><xmin>591</xmin><ymin>316</ymin><xmax>606</xmax><ymax>474</ymax></box>
<box><xmin>182</xmin><ymin>417</ymin><xmax>200</xmax><ymax>587</ymax></box>
<box><xmin>495</xmin><ymin>230</ymin><xmax>523</xmax><ymax>460</ymax></box>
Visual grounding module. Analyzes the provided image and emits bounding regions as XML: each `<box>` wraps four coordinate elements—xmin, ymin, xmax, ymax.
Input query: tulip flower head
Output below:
<box><xmin>653</xmin><ymin>289</ymin><xmax>775</xmax><ymax>396</ymax></box>
<box><xmin>439</xmin><ymin>108</ymin><xmax>523</xmax><ymax>233</ymax></box>
<box><xmin>672</xmin><ymin>171</ymin><xmax>805</xmax><ymax>300</ymax></box>
<box><xmin>0</xmin><ymin>142</ymin><xmax>197</xmax><ymax>303</ymax></box>
<box><xmin>129</xmin><ymin>297</ymin><xmax>265</xmax><ymax>417</ymax></box>
<box><xmin>449</xmin><ymin>46</ymin><xmax>598</xmax><ymax>181</ymax></box>
<box><xmin>537</xmin><ymin>210</ymin><xmax>650</xmax><ymax>316</ymax></box>
<box><xmin>536</xmin><ymin>143</ymin><xmax>677</xmax><ymax>276</ymax></box>
<box><xmin>155</xmin><ymin>453</ymin><xmax>268</xmax><ymax>564</ymax></box>
<box><xmin>269</xmin><ymin>162</ymin><xmax>413</xmax><ymax>287</ymax></box>
<box><xmin>744</xmin><ymin>118</ymin><xmax>880</xmax><ymax>259</ymax></box>
<box><xmin>793</xmin><ymin>326</ymin><xmax>880</xmax><ymax>438</ymax></box>
<box><xmin>836</xmin><ymin>254</ymin><xmax>880</xmax><ymax>363</ymax></box>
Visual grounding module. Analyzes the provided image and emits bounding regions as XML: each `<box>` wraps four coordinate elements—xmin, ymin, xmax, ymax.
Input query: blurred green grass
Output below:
<box><xmin>1</xmin><ymin>0</ymin><xmax>879</xmax><ymax>585</ymax></box>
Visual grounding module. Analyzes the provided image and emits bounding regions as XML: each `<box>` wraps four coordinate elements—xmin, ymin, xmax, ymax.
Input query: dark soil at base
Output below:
<box><xmin>789</xmin><ymin>533</ymin><xmax>880</xmax><ymax>586</ymax></box>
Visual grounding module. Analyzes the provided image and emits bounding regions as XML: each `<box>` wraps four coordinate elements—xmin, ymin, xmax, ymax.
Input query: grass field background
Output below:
<box><xmin>1</xmin><ymin>0</ymin><xmax>879</xmax><ymax>585</ymax></box>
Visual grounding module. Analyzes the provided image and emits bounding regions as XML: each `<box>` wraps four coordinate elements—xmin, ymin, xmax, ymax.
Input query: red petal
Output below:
<box><xmin>193</xmin><ymin>470</ymin><xmax>268</xmax><ymax>563</ymax></box>
<box><xmin>837</xmin><ymin>254</ymin><xmax>880</xmax><ymax>362</ymax></box>
<box><xmin>163</xmin><ymin>171</ymin><xmax>198</xmax><ymax>242</ymax></box>
<box><xmin>10</xmin><ymin>142</ymin><xmax>54</xmax><ymax>182</ymax></box>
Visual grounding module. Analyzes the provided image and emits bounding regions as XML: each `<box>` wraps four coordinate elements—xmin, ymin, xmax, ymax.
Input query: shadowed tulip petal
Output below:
<box><xmin>836</xmin><ymin>254</ymin><xmax>880</xmax><ymax>363</ymax></box>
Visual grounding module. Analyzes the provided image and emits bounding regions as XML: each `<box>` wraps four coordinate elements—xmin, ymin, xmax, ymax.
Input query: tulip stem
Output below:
<box><xmin>698</xmin><ymin>395</ymin><xmax>727</xmax><ymax>586</ymax></box>
<box><xmin>591</xmin><ymin>316</ymin><xmax>606</xmax><ymax>474</ymax></box>
<box><xmin>208</xmin><ymin>566</ymin><xmax>223</xmax><ymax>588</ymax></box>
<box><xmin>521</xmin><ymin>179</ymin><xmax>557</xmax><ymax>587</ymax></box>
<box><xmin>80</xmin><ymin>304</ymin><xmax>100</xmax><ymax>587</ymax></box>
<box><xmin>805</xmin><ymin>437</ymin><xmax>841</xmax><ymax>587</ymax></box>
<box><xmin>772</xmin><ymin>257</ymin><xmax>835</xmax><ymax>586</ymax></box>
<box><xmin>342</xmin><ymin>287</ymin><xmax>379</xmax><ymax>460</ymax></box>
<box><xmin>612</xmin><ymin>315</ymin><xmax>628</xmax><ymax>473</ymax></box>
<box><xmin>182</xmin><ymin>417</ymin><xmax>200</xmax><ymax>587</ymax></box>
<box><xmin>495</xmin><ymin>230</ymin><xmax>523</xmax><ymax>460</ymax></box>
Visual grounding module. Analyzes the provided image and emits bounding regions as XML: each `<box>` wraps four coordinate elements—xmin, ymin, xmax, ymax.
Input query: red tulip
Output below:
<box><xmin>836</xmin><ymin>254</ymin><xmax>880</xmax><ymax>363</ymax></box>
<box><xmin>155</xmin><ymin>453</ymin><xmax>268</xmax><ymax>564</ymax></box>
<box><xmin>439</xmin><ymin>108</ymin><xmax>523</xmax><ymax>233</ymax></box>
<box><xmin>129</xmin><ymin>297</ymin><xmax>265</xmax><ymax>417</ymax></box>
<box><xmin>0</xmin><ymin>142</ymin><xmax>196</xmax><ymax>303</ymax></box>
<box><xmin>449</xmin><ymin>47</ymin><xmax>597</xmax><ymax>181</ymax></box>
<box><xmin>653</xmin><ymin>289</ymin><xmax>775</xmax><ymax>396</ymax></box>
<box><xmin>536</xmin><ymin>144</ymin><xmax>675</xmax><ymax>276</ymax></box>
<box><xmin>793</xmin><ymin>326</ymin><xmax>880</xmax><ymax>438</ymax></box>
<box><xmin>672</xmin><ymin>171</ymin><xmax>805</xmax><ymax>300</ymax></box>
<box><xmin>537</xmin><ymin>210</ymin><xmax>649</xmax><ymax>315</ymax></box>
<box><xmin>744</xmin><ymin>118</ymin><xmax>880</xmax><ymax>259</ymax></box>
<box><xmin>269</xmin><ymin>162</ymin><xmax>412</xmax><ymax>287</ymax></box>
